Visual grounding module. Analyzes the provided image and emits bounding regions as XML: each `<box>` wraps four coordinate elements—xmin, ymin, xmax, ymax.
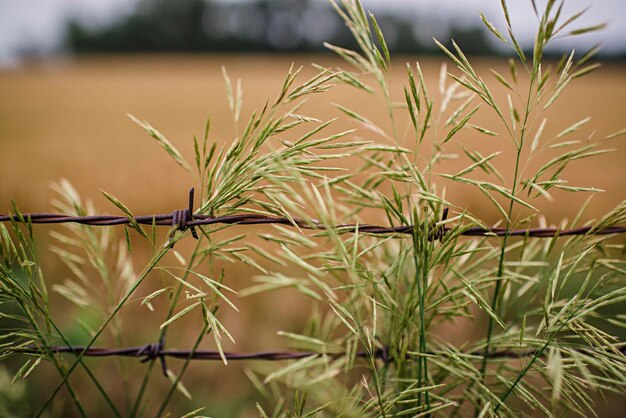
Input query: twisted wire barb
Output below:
<box><xmin>1</xmin><ymin>189</ymin><xmax>624</xmax><ymax>239</ymax></box>
<box><xmin>137</xmin><ymin>333</ymin><xmax>168</xmax><ymax>376</ymax></box>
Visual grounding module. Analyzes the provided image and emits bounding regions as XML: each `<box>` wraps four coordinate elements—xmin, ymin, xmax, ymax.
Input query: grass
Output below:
<box><xmin>0</xmin><ymin>0</ymin><xmax>625</xmax><ymax>416</ymax></box>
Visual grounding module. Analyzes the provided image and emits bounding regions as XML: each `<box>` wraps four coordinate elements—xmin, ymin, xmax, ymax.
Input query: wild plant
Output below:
<box><xmin>0</xmin><ymin>0</ymin><xmax>624</xmax><ymax>416</ymax></box>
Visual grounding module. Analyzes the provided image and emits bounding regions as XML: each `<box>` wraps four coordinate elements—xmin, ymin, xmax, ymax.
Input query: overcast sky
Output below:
<box><xmin>1</xmin><ymin>0</ymin><xmax>624</xmax><ymax>65</ymax></box>
<box><xmin>372</xmin><ymin>0</ymin><xmax>626</xmax><ymax>52</ymax></box>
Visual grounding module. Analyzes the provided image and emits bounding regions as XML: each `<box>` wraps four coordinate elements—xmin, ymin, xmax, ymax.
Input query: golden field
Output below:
<box><xmin>0</xmin><ymin>55</ymin><xmax>625</xmax><ymax>416</ymax></box>
<box><xmin>1</xmin><ymin>55</ymin><xmax>625</xmax><ymax>218</ymax></box>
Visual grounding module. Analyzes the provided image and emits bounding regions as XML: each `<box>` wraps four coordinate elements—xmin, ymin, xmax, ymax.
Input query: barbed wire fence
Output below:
<box><xmin>2</xmin><ymin>188</ymin><xmax>625</xmax><ymax>371</ymax></box>
<box><xmin>8</xmin><ymin>343</ymin><xmax>626</xmax><ymax>381</ymax></box>
<box><xmin>2</xmin><ymin>188</ymin><xmax>624</xmax><ymax>238</ymax></box>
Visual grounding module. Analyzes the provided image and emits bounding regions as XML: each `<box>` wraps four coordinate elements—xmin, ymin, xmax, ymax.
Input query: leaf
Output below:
<box><xmin>334</xmin><ymin>104</ymin><xmax>387</xmax><ymax>137</ymax></box>
<box><xmin>277</xmin><ymin>332</ymin><xmax>335</xmax><ymax>350</ymax></box>
<box><xmin>572</xmin><ymin>63</ymin><xmax>601</xmax><ymax>79</ymax></box>
<box><xmin>123</xmin><ymin>226</ymin><xmax>132</xmax><ymax>253</ymax></box>
<box><xmin>186</xmin><ymin>270</ymin><xmax>239</xmax><ymax>312</ymax></box>
<box><xmin>181</xmin><ymin>408</ymin><xmax>207</xmax><ymax>418</ymax></box>
<box><xmin>255</xmin><ymin>403</ymin><xmax>270</xmax><ymax>418</ymax></box>
<box><xmin>101</xmin><ymin>190</ymin><xmax>147</xmax><ymax>238</ymax></box>
<box><xmin>531</xmin><ymin>118</ymin><xmax>548</xmax><ymax>153</ymax></box>
<box><xmin>569</xmin><ymin>23</ymin><xmax>607</xmax><ymax>36</ymax></box>
<box><xmin>547</xmin><ymin>347</ymin><xmax>563</xmax><ymax>402</ymax></box>
<box><xmin>469</xmin><ymin>124</ymin><xmax>498</xmax><ymax>136</ymax></box>
<box><xmin>460</xmin><ymin>278</ymin><xmax>505</xmax><ymax>328</ymax></box>
<box><xmin>335</xmin><ymin>70</ymin><xmax>374</xmax><ymax>93</ymax></box>
<box><xmin>141</xmin><ymin>288</ymin><xmax>169</xmax><ymax>311</ymax></box>
<box><xmin>480</xmin><ymin>13</ymin><xmax>509</xmax><ymax>45</ymax></box>
<box><xmin>443</xmin><ymin>105</ymin><xmax>480</xmax><ymax>143</ymax></box>
<box><xmin>490</xmin><ymin>69</ymin><xmax>513</xmax><ymax>90</ymax></box>
<box><xmin>263</xmin><ymin>355</ymin><xmax>322</xmax><ymax>384</ymax></box>
<box><xmin>193</xmin><ymin>134</ymin><xmax>201</xmax><ymax>175</ymax></box>
<box><xmin>404</xmin><ymin>87</ymin><xmax>417</xmax><ymax>129</ymax></box>
<box><xmin>603</xmin><ymin>128</ymin><xmax>626</xmax><ymax>141</ymax></box>
<box><xmin>12</xmin><ymin>358</ymin><xmax>41</xmax><ymax>383</ymax></box>
<box><xmin>434</xmin><ymin>39</ymin><xmax>472</xmax><ymax>82</ymax></box>
<box><xmin>128</xmin><ymin>114</ymin><xmax>190</xmax><ymax>171</ymax></box>
<box><xmin>222</xmin><ymin>66</ymin><xmax>234</xmax><ymax>112</ymax></box>
<box><xmin>328</xmin><ymin>298</ymin><xmax>358</xmax><ymax>336</ymax></box>
<box><xmin>556</xmin><ymin>117</ymin><xmax>590</xmax><ymax>138</ymax></box>
<box><xmin>160</xmin><ymin>302</ymin><xmax>201</xmax><ymax>329</ymax></box>
<box><xmin>166</xmin><ymin>369</ymin><xmax>192</xmax><ymax>399</ymax></box>
<box><xmin>369</xmin><ymin>13</ymin><xmax>390</xmax><ymax>63</ymax></box>
<box><xmin>452</xmin><ymin>151</ymin><xmax>501</xmax><ymax>178</ymax></box>
<box><xmin>483</xmin><ymin>183</ymin><xmax>538</xmax><ymax>212</ymax></box>
<box><xmin>445</xmin><ymin>94</ymin><xmax>475</xmax><ymax>127</ymax></box>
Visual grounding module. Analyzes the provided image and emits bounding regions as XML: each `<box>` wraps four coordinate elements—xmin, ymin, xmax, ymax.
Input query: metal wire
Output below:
<box><xmin>1</xmin><ymin>189</ymin><xmax>624</xmax><ymax>239</ymax></box>
<box><xmin>12</xmin><ymin>344</ymin><xmax>625</xmax><ymax>362</ymax></box>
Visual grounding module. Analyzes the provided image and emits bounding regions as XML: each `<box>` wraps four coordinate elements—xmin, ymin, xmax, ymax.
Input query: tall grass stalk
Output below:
<box><xmin>35</xmin><ymin>244</ymin><xmax>171</xmax><ymax>416</ymax></box>
<box><xmin>476</xmin><ymin>32</ymin><xmax>538</xmax><ymax>416</ymax></box>
<box><xmin>130</xmin><ymin>235</ymin><xmax>205</xmax><ymax>418</ymax></box>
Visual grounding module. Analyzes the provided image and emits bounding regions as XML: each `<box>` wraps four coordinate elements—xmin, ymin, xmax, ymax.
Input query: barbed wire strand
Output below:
<box><xmin>10</xmin><ymin>344</ymin><xmax>625</xmax><ymax>363</ymax></box>
<box><xmin>1</xmin><ymin>189</ymin><xmax>624</xmax><ymax>239</ymax></box>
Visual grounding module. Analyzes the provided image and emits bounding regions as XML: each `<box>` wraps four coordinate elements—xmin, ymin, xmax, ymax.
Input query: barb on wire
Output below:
<box><xmin>138</xmin><ymin>333</ymin><xmax>168</xmax><ymax>376</ymax></box>
<box><xmin>1</xmin><ymin>188</ymin><xmax>624</xmax><ymax>239</ymax></box>
<box><xmin>11</xmin><ymin>343</ymin><xmax>625</xmax><ymax>364</ymax></box>
<box><xmin>428</xmin><ymin>207</ymin><xmax>449</xmax><ymax>242</ymax></box>
<box><xmin>168</xmin><ymin>188</ymin><xmax>198</xmax><ymax>247</ymax></box>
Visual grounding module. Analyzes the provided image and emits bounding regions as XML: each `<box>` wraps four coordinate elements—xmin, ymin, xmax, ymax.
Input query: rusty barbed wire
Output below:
<box><xmin>1</xmin><ymin>189</ymin><xmax>625</xmax><ymax>239</ymax></box>
<box><xmin>11</xmin><ymin>343</ymin><xmax>625</xmax><ymax>364</ymax></box>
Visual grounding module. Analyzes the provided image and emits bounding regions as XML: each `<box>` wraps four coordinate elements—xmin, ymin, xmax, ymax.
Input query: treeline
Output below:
<box><xmin>66</xmin><ymin>0</ymin><xmax>496</xmax><ymax>55</ymax></box>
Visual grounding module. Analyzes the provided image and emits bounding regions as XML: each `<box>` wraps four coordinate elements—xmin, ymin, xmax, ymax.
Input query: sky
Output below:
<box><xmin>0</xmin><ymin>0</ymin><xmax>624</xmax><ymax>65</ymax></box>
<box><xmin>366</xmin><ymin>0</ymin><xmax>626</xmax><ymax>53</ymax></box>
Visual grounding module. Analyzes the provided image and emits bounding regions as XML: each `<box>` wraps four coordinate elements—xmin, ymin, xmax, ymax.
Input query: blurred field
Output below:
<box><xmin>1</xmin><ymin>55</ymin><xmax>625</xmax><ymax>217</ymax></box>
<box><xmin>0</xmin><ymin>55</ymin><xmax>625</xmax><ymax>416</ymax></box>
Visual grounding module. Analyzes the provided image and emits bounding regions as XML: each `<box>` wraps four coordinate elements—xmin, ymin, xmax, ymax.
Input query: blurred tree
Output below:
<box><xmin>68</xmin><ymin>0</ymin><xmax>212</xmax><ymax>52</ymax></box>
<box><xmin>65</xmin><ymin>0</ymin><xmax>496</xmax><ymax>55</ymax></box>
